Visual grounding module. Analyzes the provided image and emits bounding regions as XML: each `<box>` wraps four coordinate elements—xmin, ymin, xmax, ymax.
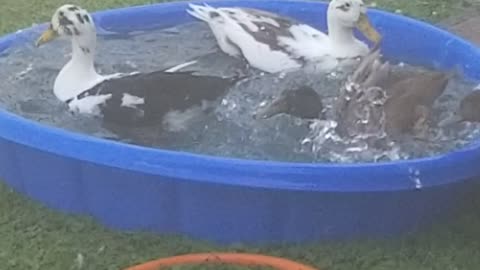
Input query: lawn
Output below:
<box><xmin>1</xmin><ymin>0</ymin><xmax>480</xmax><ymax>269</ymax></box>
<box><xmin>0</xmin><ymin>0</ymin><xmax>475</xmax><ymax>34</ymax></box>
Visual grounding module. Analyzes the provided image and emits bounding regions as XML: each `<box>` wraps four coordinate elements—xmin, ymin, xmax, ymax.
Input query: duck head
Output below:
<box><xmin>36</xmin><ymin>4</ymin><xmax>96</xmax><ymax>49</ymax></box>
<box><xmin>253</xmin><ymin>86</ymin><xmax>324</xmax><ymax>120</ymax></box>
<box><xmin>327</xmin><ymin>0</ymin><xmax>382</xmax><ymax>45</ymax></box>
<box><xmin>35</xmin><ymin>4</ymin><xmax>101</xmax><ymax>103</ymax></box>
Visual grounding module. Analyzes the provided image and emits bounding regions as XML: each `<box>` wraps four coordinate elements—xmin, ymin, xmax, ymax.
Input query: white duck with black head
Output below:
<box><xmin>35</xmin><ymin>4</ymin><xmax>242</xmax><ymax>128</ymax></box>
<box><xmin>187</xmin><ymin>0</ymin><xmax>381</xmax><ymax>74</ymax></box>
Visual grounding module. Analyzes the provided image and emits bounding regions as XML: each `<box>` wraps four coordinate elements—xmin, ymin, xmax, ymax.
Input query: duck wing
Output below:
<box><xmin>72</xmin><ymin>71</ymin><xmax>238</xmax><ymax>125</ymax></box>
<box><xmin>188</xmin><ymin>4</ymin><xmax>330</xmax><ymax>73</ymax></box>
<box><xmin>387</xmin><ymin>72</ymin><xmax>449</xmax><ymax>106</ymax></box>
<box><xmin>384</xmin><ymin>72</ymin><xmax>450</xmax><ymax>135</ymax></box>
<box><xmin>235</xmin><ymin>8</ymin><xmax>332</xmax><ymax>62</ymax></box>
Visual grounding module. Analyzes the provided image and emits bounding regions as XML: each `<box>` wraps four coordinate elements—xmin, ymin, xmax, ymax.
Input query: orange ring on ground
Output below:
<box><xmin>123</xmin><ymin>252</ymin><xmax>320</xmax><ymax>270</ymax></box>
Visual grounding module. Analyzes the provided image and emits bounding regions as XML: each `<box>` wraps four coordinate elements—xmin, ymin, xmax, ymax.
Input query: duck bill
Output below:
<box><xmin>35</xmin><ymin>26</ymin><xmax>58</xmax><ymax>47</ymax></box>
<box><xmin>356</xmin><ymin>13</ymin><xmax>381</xmax><ymax>44</ymax></box>
<box><xmin>253</xmin><ymin>98</ymin><xmax>288</xmax><ymax>120</ymax></box>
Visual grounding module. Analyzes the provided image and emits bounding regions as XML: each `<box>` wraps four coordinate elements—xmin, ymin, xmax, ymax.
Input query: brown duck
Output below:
<box><xmin>383</xmin><ymin>70</ymin><xmax>451</xmax><ymax>137</ymax></box>
<box><xmin>255</xmin><ymin>45</ymin><xmax>452</xmax><ymax>139</ymax></box>
<box><xmin>348</xmin><ymin>45</ymin><xmax>451</xmax><ymax>135</ymax></box>
<box><xmin>334</xmin><ymin>46</ymin><xmax>390</xmax><ymax>139</ymax></box>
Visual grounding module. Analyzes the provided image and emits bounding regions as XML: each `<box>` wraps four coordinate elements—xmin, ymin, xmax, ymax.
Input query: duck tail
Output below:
<box><xmin>187</xmin><ymin>3</ymin><xmax>217</xmax><ymax>22</ymax></box>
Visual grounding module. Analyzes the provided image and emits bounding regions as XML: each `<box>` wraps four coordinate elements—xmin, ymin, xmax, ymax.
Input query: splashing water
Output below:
<box><xmin>409</xmin><ymin>168</ymin><xmax>423</xmax><ymax>189</ymax></box>
<box><xmin>0</xmin><ymin>22</ymin><xmax>479</xmax><ymax>163</ymax></box>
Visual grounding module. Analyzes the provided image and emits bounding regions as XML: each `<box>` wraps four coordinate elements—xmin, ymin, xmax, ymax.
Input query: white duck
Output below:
<box><xmin>187</xmin><ymin>0</ymin><xmax>381</xmax><ymax>74</ymax></box>
<box><xmin>35</xmin><ymin>4</ymin><xmax>242</xmax><ymax>129</ymax></box>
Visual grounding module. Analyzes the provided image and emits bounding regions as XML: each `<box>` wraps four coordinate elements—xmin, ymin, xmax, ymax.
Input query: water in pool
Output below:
<box><xmin>0</xmin><ymin>22</ymin><xmax>479</xmax><ymax>163</ymax></box>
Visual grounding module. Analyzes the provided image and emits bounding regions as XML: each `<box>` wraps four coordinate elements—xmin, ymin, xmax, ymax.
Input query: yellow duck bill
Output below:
<box><xmin>35</xmin><ymin>26</ymin><xmax>58</xmax><ymax>47</ymax></box>
<box><xmin>356</xmin><ymin>13</ymin><xmax>382</xmax><ymax>44</ymax></box>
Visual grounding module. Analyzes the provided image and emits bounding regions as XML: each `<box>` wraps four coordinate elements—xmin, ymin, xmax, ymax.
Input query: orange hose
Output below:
<box><xmin>123</xmin><ymin>252</ymin><xmax>320</xmax><ymax>270</ymax></box>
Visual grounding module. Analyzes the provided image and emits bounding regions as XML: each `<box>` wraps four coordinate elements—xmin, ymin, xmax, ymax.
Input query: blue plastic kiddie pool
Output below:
<box><xmin>1</xmin><ymin>0</ymin><xmax>480</xmax><ymax>244</ymax></box>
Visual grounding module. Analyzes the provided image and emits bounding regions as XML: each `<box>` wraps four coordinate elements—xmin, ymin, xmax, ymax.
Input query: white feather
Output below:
<box><xmin>68</xmin><ymin>94</ymin><xmax>112</xmax><ymax>115</ymax></box>
<box><xmin>164</xmin><ymin>60</ymin><xmax>198</xmax><ymax>73</ymax></box>
<box><xmin>121</xmin><ymin>93</ymin><xmax>145</xmax><ymax>108</ymax></box>
<box><xmin>187</xmin><ymin>0</ymin><xmax>375</xmax><ymax>74</ymax></box>
<box><xmin>162</xmin><ymin>106</ymin><xmax>203</xmax><ymax>132</ymax></box>
<box><xmin>277</xmin><ymin>24</ymin><xmax>331</xmax><ymax>60</ymax></box>
<box><xmin>218</xmin><ymin>15</ymin><xmax>301</xmax><ymax>73</ymax></box>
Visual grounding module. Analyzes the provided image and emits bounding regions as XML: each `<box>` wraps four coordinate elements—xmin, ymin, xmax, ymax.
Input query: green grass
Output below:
<box><xmin>1</xmin><ymin>0</ymin><xmax>480</xmax><ymax>269</ymax></box>
<box><xmin>0</xmin><ymin>0</ymin><xmax>475</xmax><ymax>35</ymax></box>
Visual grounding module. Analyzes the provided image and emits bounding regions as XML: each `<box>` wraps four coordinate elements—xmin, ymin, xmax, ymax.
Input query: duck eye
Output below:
<box><xmin>337</xmin><ymin>2</ymin><xmax>351</xmax><ymax>11</ymax></box>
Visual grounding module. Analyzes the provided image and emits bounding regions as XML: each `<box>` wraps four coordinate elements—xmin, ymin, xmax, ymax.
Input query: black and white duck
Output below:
<box><xmin>35</xmin><ymin>4</ymin><xmax>243</xmax><ymax>130</ymax></box>
<box><xmin>187</xmin><ymin>0</ymin><xmax>381</xmax><ymax>74</ymax></box>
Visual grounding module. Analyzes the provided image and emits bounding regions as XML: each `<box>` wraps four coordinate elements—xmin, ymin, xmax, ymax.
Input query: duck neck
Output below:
<box><xmin>54</xmin><ymin>34</ymin><xmax>101</xmax><ymax>102</ymax></box>
<box><xmin>327</xmin><ymin>15</ymin><xmax>357</xmax><ymax>47</ymax></box>
<box><xmin>71</xmin><ymin>36</ymin><xmax>96</xmax><ymax>67</ymax></box>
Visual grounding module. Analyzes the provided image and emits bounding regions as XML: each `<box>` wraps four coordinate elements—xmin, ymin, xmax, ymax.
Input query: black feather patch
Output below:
<box><xmin>337</xmin><ymin>3</ymin><xmax>351</xmax><ymax>11</ymax></box>
<box><xmin>76</xmin><ymin>13</ymin><xmax>85</xmax><ymax>24</ymax></box>
<box><xmin>62</xmin><ymin>26</ymin><xmax>73</xmax><ymax>36</ymax></box>
<box><xmin>234</xmin><ymin>8</ymin><xmax>296</xmax><ymax>52</ymax></box>
<box><xmin>59</xmin><ymin>15</ymin><xmax>74</xmax><ymax>26</ymax></box>
<box><xmin>83</xmin><ymin>15</ymin><xmax>90</xmax><ymax>23</ymax></box>
<box><xmin>68</xmin><ymin>6</ymin><xmax>79</xmax><ymax>11</ymax></box>
<box><xmin>70</xmin><ymin>71</ymin><xmax>236</xmax><ymax>126</ymax></box>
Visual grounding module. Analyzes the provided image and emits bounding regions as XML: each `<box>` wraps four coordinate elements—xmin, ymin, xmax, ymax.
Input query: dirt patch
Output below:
<box><xmin>440</xmin><ymin>3</ymin><xmax>480</xmax><ymax>45</ymax></box>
